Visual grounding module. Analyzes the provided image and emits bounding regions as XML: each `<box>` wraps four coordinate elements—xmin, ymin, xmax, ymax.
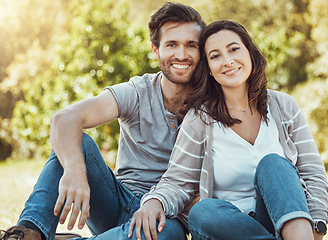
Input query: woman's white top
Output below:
<box><xmin>212</xmin><ymin>106</ymin><xmax>285</xmax><ymax>213</ymax></box>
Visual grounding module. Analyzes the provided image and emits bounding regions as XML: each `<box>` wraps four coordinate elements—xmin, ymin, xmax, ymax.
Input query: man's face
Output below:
<box><xmin>152</xmin><ymin>22</ymin><xmax>202</xmax><ymax>85</ymax></box>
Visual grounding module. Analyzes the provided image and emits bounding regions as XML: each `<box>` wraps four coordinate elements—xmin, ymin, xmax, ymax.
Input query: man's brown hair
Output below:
<box><xmin>148</xmin><ymin>2</ymin><xmax>206</xmax><ymax>48</ymax></box>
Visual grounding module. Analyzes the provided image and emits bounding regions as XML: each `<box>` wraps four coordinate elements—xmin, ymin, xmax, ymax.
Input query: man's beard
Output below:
<box><xmin>159</xmin><ymin>58</ymin><xmax>195</xmax><ymax>85</ymax></box>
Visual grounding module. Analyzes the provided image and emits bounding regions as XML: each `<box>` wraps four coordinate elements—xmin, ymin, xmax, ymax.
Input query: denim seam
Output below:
<box><xmin>86</xmin><ymin>153</ymin><xmax>119</xmax><ymax>198</ymax></box>
<box><xmin>87</xmin><ymin>153</ymin><xmax>140</xmax><ymax>224</ymax></box>
<box><xmin>189</xmin><ymin>224</ymin><xmax>215</xmax><ymax>240</ymax></box>
<box><xmin>254</xmin><ymin>184</ymin><xmax>279</xmax><ymax>238</ymax></box>
<box><xmin>118</xmin><ymin>194</ymin><xmax>139</xmax><ymax>226</ymax></box>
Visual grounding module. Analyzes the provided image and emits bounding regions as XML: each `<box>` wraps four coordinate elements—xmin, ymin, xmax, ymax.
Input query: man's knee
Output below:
<box><xmin>81</xmin><ymin>133</ymin><xmax>97</xmax><ymax>147</ymax></box>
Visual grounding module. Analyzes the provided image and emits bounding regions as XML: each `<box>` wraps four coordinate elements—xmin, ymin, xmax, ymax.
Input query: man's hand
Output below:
<box><xmin>128</xmin><ymin>199</ymin><xmax>166</xmax><ymax>240</ymax></box>
<box><xmin>53</xmin><ymin>167</ymin><xmax>90</xmax><ymax>230</ymax></box>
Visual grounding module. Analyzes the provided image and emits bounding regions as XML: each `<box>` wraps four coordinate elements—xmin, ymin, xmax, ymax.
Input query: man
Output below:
<box><xmin>3</xmin><ymin>2</ymin><xmax>205</xmax><ymax>240</ymax></box>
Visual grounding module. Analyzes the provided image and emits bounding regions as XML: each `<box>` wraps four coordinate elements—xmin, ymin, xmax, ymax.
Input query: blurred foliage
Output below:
<box><xmin>0</xmin><ymin>0</ymin><xmax>327</xmax><ymax>162</ymax></box>
<box><xmin>1</xmin><ymin>0</ymin><xmax>158</xmax><ymax>162</ymax></box>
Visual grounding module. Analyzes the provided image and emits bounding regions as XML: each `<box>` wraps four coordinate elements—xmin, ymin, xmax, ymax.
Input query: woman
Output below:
<box><xmin>132</xmin><ymin>20</ymin><xmax>328</xmax><ymax>240</ymax></box>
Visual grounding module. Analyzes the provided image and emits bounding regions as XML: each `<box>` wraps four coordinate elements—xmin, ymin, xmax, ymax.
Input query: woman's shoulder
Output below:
<box><xmin>267</xmin><ymin>89</ymin><xmax>301</xmax><ymax>121</ymax></box>
<box><xmin>182</xmin><ymin>107</ymin><xmax>212</xmax><ymax>132</ymax></box>
<box><xmin>184</xmin><ymin>107</ymin><xmax>211</xmax><ymax>123</ymax></box>
<box><xmin>267</xmin><ymin>89</ymin><xmax>292</xmax><ymax>99</ymax></box>
<box><xmin>267</xmin><ymin>89</ymin><xmax>298</xmax><ymax>108</ymax></box>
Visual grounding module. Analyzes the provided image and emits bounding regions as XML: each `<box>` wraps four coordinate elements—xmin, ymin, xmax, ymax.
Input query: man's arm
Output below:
<box><xmin>51</xmin><ymin>89</ymin><xmax>119</xmax><ymax>230</ymax></box>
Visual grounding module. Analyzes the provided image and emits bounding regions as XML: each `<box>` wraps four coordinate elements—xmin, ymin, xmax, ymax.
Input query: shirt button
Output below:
<box><xmin>169</xmin><ymin>116</ymin><xmax>174</xmax><ymax>120</ymax></box>
<box><xmin>172</xmin><ymin>124</ymin><xmax>176</xmax><ymax>129</ymax></box>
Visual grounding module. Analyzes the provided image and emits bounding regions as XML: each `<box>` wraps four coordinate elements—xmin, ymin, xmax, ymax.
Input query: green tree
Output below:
<box><xmin>292</xmin><ymin>0</ymin><xmax>328</xmax><ymax>162</ymax></box>
<box><xmin>0</xmin><ymin>0</ymin><xmax>68</xmax><ymax>160</ymax></box>
<box><xmin>10</xmin><ymin>0</ymin><xmax>158</xmax><ymax>164</ymax></box>
<box><xmin>3</xmin><ymin>0</ymin><xmax>328</xmax><ymax>164</ymax></box>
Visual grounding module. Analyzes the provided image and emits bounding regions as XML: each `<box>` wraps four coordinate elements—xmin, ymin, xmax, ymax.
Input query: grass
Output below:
<box><xmin>0</xmin><ymin>159</ymin><xmax>91</xmax><ymax>237</ymax></box>
<box><xmin>1</xmin><ymin>159</ymin><xmax>327</xmax><ymax>239</ymax></box>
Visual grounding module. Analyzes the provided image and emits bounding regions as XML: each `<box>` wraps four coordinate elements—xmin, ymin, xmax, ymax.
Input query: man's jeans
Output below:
<box><xmin>17</xmin><ymin>133</ymin><xmax>186</xmax><ymax>240</ymax></box>
<box><xmin>188</xmin><ymin>154</ymin><xmax>313</xmax><ymax>240</ymax></box>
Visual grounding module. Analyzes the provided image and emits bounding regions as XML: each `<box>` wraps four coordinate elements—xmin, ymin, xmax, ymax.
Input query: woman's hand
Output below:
<box><xmin>53</xmin><ymin>167</ymin><xmax>90</xmax><ymax>230</ymax></box>
<box><xmin>313</xmin><ymin>231</ymin><xmax>324</xmax><ymax>240</ymax></box>
<box><xmin>128</xmin><ymin>199</ymin><xmax>166</xmax><ymax>240</ymax></box>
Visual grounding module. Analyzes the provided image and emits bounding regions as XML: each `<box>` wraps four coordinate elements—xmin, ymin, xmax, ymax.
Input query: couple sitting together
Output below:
<box><xmin>2</xmin><ymin>2</ymin><xmax>327</xmax><ymax>240</ymax></box>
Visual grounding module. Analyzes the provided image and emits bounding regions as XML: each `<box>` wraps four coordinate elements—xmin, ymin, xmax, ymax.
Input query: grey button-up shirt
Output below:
<box><xmin>105</xmin><ymin>72</ymin><xmax>180</xmax><ymax>195</ymax></box>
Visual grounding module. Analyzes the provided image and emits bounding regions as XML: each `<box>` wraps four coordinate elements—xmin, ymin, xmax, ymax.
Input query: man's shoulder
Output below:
<box><xmin>106</xmin><ymin>72</ymin><xmax>161</xmax><ymax>97</ymax></box>
<box><xmin>129</xmin><ymin>72</ymin><xmax>161</xmax><ymax>87</ymax></box>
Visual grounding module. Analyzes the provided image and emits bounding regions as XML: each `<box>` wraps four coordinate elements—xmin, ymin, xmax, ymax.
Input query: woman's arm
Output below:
<box><xmin>290</xmin><ymin>98</ymin><xmax>328</xmax><ymax>222</ymax></box>
<box><xmin>128</xmin><ymin>110</ymin><xmax>207</xmax><ymax>239</ymax></box>
<box><xmin>143</xmin><ymin>112</ymin><xmax>206</xmax><ymax>217</ymax></box>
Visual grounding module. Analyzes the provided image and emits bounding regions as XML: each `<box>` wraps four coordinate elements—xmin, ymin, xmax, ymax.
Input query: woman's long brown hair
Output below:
<box><xmin>182</xmin><ymin>20</ymin><xmax>268</xmax><ymax>127</ymax></box>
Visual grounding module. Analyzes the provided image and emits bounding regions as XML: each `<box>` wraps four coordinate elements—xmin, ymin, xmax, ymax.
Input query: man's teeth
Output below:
<box><xmin>172</xmin><ymin>64</ymin><xmax>189</xmax><ymax>69</ymax></box>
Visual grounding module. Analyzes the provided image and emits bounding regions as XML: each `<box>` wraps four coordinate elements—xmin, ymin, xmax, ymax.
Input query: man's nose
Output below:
<box><xmin>175</xmin><ymin>46</ymin><xmax>187</xmax><ymax>60</ymax></box>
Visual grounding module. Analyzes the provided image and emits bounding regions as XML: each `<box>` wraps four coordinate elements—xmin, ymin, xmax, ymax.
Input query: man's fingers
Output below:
<box><xmin>157</xmin><ymin>212</ymin><xmax>166</xmax><ymax>233</ymax></box>
<box><xmin>54</xmin><ymin>191</ymin><xmax>66</xmax><ymax>217</ymax></box>
<box><xmin>78</xmin><ymin>200</ymin><xmax>90</xmax><ymax>229</ymax></box>
<box><xmin>59</xmin><ymin>195</ymin><xmax>73</xmax><ymax>225</ymax></box>
<box><xmin>67</xmin><ymin>198</ymin><xmax>81</xmax><ymax>230</ymax></box>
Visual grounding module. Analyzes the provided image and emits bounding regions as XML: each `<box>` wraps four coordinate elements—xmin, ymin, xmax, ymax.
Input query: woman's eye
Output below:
<box><xmin>209</xmin><ymin>54</ymin><xmax>220</xmax><ymax>60</ymax></box>
<box><xmin>231</xmin><ymin>47</ymin><xmax>240</xmax><ymax>52</ymax></box>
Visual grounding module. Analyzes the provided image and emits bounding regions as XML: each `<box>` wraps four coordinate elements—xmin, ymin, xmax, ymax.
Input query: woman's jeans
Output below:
<box><xmin>188</xmin><ymin>154</ymin><xmax>313</xmax><ymax>240</ymax></box>
<box><xmin>17</xmin><ymin>134</ymin><xmax>186</xmax><ymax>240</ymax></box>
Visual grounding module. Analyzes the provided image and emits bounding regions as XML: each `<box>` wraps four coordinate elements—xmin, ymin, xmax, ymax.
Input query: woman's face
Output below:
<box><xmin>204</xmin><ymin>30</ymin><xmax>252</xmax><ymax>91</ymax></box>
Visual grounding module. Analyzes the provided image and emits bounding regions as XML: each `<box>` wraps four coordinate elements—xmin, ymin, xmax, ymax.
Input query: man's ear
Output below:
<box><xmin>151</xmin><ymin>43</ymin><xmax>159</xmax><ymax>60</ymax></box>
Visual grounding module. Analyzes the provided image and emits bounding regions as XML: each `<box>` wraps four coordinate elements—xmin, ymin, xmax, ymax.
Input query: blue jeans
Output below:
<box><xmin>18</xmin><ymin>133</ymin><xmax>186</xmax><ymax>240</ymax></box>
<box><xmin>188</xmin><ymin>154</ymin><xmax>313</xmax><ymax>240</ymax></box>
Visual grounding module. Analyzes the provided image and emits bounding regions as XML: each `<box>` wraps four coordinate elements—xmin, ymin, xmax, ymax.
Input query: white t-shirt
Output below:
<box><xmin>212</xmin><ymin>106</ymin><xmax>285</xmax><ymax>213</ymax></box>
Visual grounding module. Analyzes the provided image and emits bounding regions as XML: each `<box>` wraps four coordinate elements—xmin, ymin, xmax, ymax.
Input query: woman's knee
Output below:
<box><xmin>189</xmin><ymin>199</ymin><xmax>238</xmax><ymax>228</ymax></box>
<box><xmin>256</xmin><ymin>154</ymin><xmax>297</xmax><ymax>178</ymax></box>
<box><xmin>189</xmin><ymin>199</ymin><xmax>210</xmax><ymax>226</ymax></box>
<box><xmin>189</xmin><ymin>199</ymin><xmax>245</xmax><ymax>239</ymax></box>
